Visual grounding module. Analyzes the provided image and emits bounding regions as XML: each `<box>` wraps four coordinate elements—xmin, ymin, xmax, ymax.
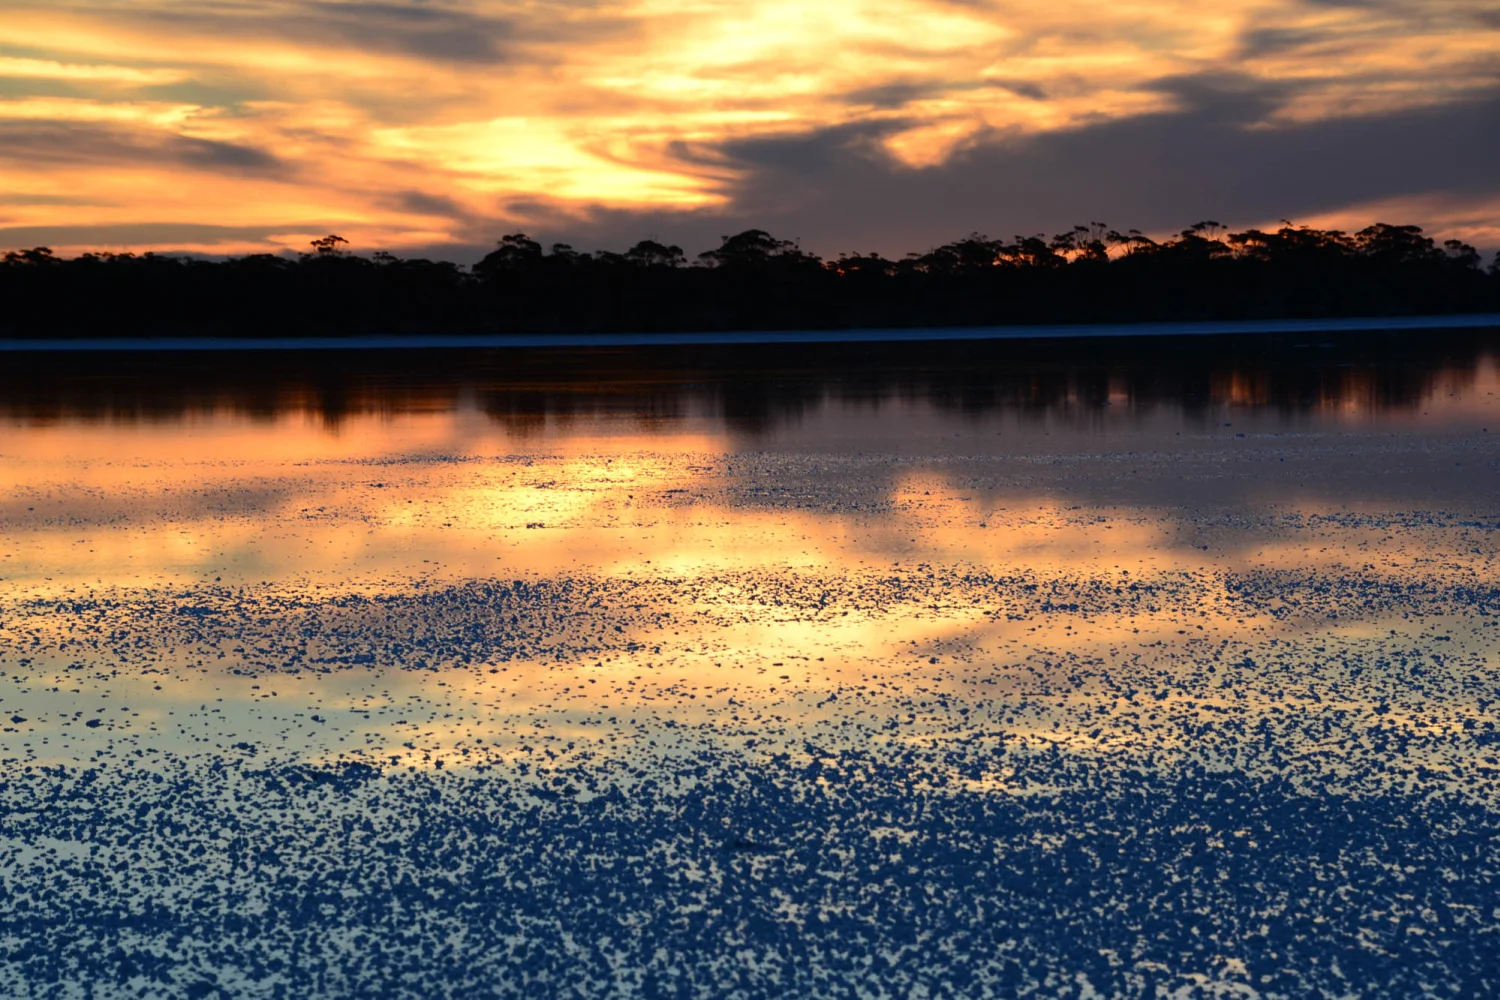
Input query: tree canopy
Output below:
<box><xmin>2</xmin><ymin>221</ymin><xmax>1496</xmax><ymax>338</ymax></box>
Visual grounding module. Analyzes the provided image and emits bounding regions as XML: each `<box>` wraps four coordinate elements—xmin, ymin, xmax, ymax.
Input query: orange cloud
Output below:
<box><xmin>1</xmin><ymin>0</ymin><xmax>1497</xmax><ymax>256</ymax></box>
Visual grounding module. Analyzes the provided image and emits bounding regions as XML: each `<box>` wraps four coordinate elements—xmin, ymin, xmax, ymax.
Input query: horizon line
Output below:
<box><xmin>1</xmin><ymin>313</ymin><xmax>1498</xmax><ymax>353</ymax></box>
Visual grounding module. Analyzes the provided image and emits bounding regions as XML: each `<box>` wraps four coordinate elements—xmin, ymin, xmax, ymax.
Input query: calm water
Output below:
<box><xmin>3</xmin><ymin>333</ymin><xmax>1500</xmax><ymax>997</ymax></box>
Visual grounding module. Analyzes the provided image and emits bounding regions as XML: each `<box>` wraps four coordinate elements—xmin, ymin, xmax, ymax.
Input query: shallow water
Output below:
<box><xmin>3</xmin><ymin>333</ymin><xmax>1500</xmax><ymax>997</ymax></box>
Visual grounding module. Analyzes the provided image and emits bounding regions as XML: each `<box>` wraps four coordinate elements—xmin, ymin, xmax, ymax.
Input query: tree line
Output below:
<box><xmin>2</xmin><ymin>221</ymin><xmax>1497</xmax><ymax>338</ymax></box>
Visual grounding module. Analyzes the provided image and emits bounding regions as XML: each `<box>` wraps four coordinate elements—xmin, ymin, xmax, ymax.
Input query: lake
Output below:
<box><xmin>3</xmin><ymin>330</ymin><xmax>1499</xmax><ymax>997</ymax></box>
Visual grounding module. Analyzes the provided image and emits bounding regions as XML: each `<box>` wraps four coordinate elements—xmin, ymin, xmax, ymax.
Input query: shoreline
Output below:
<box><xmin>1</xmin><ymin>312</ymin><xmax>1497</xmax><ymax>352</ymax></box>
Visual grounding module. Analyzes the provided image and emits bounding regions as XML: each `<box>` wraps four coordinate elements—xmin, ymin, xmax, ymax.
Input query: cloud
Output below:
<box><xmin>0</xmin><ymin>221</ymin><xmax>290</xmax><ymax>249</ymax></box>
<box><xmin>1237</xmin><ymin>26</ymin><xmax>1325</xmax><ymax>58</ymax></box>
<box><xmin>0</xmin><ymin>56</ymin><xmax>187</xmax><ymax>85</ymax></box>
<box><xmin>388</xmin><ymin>190</ymin><xmax>469</xmax><ymax>219</ymax></box>
<box><xmin>0</xmin><ymin>121</ymin><xmax>284</xmax><ymax>173</ymax></box>
<box><xmin>0</xmin><ymin>0</ymin><xmax>1497</xmax><ymax>258</ymax></box>
<box><xmin>301</xmin><ymin>3</ymin><xmax>516</xmax><ymax>61</ymax></box>
<box><xmin>510</xmin><ymin>83</ymin><xmax>1500</xmax><ymax>258</ymax></box>
<box><xmin>82</xmin><ymin>1</ymin><xmax>522</xmax><ymax>65</ymax></box>
<box><xmin>0</xmin><ymin>193</ymin><xmax>111</xmax><ymax>207</ymax></box>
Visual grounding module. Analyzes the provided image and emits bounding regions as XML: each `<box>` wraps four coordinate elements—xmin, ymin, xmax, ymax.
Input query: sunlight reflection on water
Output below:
<box><xmin>2</xmin><ymin>338</ymin><xmax>1498</xmax><ymax>780</ymax></box>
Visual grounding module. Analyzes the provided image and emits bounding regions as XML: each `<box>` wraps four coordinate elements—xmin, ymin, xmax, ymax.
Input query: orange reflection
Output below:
<box><xmin>3</xmin><ymin>383</ymin><xmax>1498</xmax><ymax>784</ymax></box>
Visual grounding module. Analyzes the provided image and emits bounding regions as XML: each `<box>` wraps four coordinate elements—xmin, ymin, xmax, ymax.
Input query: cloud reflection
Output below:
<box><xmin>3</xmin><ymin>352</ymin><xmax>1497</xmax><ymax>805</ymax></box>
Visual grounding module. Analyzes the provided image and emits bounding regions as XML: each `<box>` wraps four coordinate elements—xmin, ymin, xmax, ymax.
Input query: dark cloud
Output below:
<box><xmin>0</xmin><ymin>77</ymin><xmax>85</xmax><ymax>100</ymax></box>
<box><xmin>1145</xmin><ymin>72</ymin><xmax>1294</xmax><ymax>125</ymax></box>
<box><xmin>1295</xmin><ymin>0</ymin><xmax>1393</xmax><ymax>8</ymax></box>
<box><xmin>841</xmin><ymin>81</ymin><xmax>949</xmax><ymax>110</ymax></box>
<box><xmin>1238</xmin><ymin>26</ymin><xmax>1326</xmax><ymax>57</ymax></box>
<box><xmin>180</xmin><ymin>136</ymin><xmax>281</xmax><ymax>170</ymax></box>
<box><xmin>0</xmin><ymin>194</ymin><xmax>113</xmax><ymax>207</ymax></box>
<box><xmin>0</xmin><ymin>222</ymin><xmax>290</xmax><ymax>250</ymax></box>
<box><xmin>138</xmin><ymin>80</ymin><xmax>271</xmax><ymax>107</ymax></box>
<box><xmin>108</xmin><ymin>1</ymin><xmax>634</xmax><ymax>66</ymax></box>
<box><xmin>987</xmin><ymin>79</ymin><xmax>1048</xmax><ymax>102</ymax></box>
<box><xmin>296</xmin><ymin>2</ymin><xmax>515</xmax><ymax>62</ymax></box>
<box><xmin>841</xmin><ymin>78</ymin><xmax>1046</xmax><ymax>110</ymax></box>
<box><xmin>0</xmin><ymin>122</ymin><xmax>284</xmax><ymax>174</ymax></box>
<box><xmin>389</xmin><ymin>190</ymin><xmax>467</xmax><ymax>218</ymax></box>
<box><xmin>502</xmin><ymin>81</ymin><xmax>1500</xmax><ymax>259</ymax></box>
<box><xmin>90</xmin><ymin>1</ymin><xmax>515</xmax><ymax>64</ymax></box>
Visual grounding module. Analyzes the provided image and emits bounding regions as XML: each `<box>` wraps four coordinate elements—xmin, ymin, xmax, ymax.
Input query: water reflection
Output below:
<box><xmin>0</xmin><ymin>332</ymin><xmax>1496</xmax><ymax>775</ymax></box>
<box><xmin>4</xmin><ymin>335</ymin><xmax>1500</xmax><ymax>995</ymax></box>
<box><xmin>1</xmin><ymin>327</ymin><xmax>1495</xmax><ymax>434</ymax></box>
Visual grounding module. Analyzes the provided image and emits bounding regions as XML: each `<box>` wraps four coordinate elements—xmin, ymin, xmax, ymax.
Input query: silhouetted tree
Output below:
<box><xmin>623</xmin><ymin>240</ymin><xmax>686</xmax><ymax>268</ymax></box>
<box><xmin>829</xmin><ymin>252</ymin><xmax>895</xmax><ymax>278</ymax></box>
<box><xmin>3</xmin><ymin>247</ymin><xmax>59</xmax><ymax>266</ymax></box>
<box><xmin>1050</xmin><ymin>224</ymin><xmax>1110</xmax><ymax>263</ymax></box>
<box><xmin>473</xmin><ymin>234</ymin><xmax>544</xmax><ymax>280</ymax></box>
<box><xmin>698</xmin><ymin>230</ymin><xmax>820</xmax><ymax>270</ymax></box>
<box><xmin>307</xmin><ymin>235</ymin><xmax>350</xmax><ymax>258</ymax></box>
<box><xmin>1443</xmin><ymin>239</ymin><xmax>1481</xmax><ymax>270</ymax></box>
<box><xmin>1</xmin><ymin>218</ymin><xmax>1495</xmax><ymax>338</ymax></box>
<box><xmin>1355</xmin><ymin>223</ymin><xmax>1441</xmax><ymax>263</ymax></box>
<box><xmin>1106</xmin><ymin>229</ymin><xmax>1158</xmax><ymax>256</ymax></box>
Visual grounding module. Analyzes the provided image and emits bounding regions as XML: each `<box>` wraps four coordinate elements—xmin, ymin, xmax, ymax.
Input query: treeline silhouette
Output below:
<box><xmin>2</xmin><ymin>222</ymin><xmax>1498</xmax><ymax>338</ymax></box>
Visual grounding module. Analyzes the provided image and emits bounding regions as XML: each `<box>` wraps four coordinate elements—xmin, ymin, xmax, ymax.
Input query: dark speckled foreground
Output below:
<box><xmin>5</xmin><ymin>752</ymin><xmax>1498</xmax><ymax>998</ymax></box>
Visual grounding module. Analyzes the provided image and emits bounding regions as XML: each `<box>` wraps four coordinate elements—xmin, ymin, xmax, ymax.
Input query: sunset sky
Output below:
<box><xmin>3</xmin><ymin>0</ymin><xmax>1498</xmax><ymax>260</ymax></box>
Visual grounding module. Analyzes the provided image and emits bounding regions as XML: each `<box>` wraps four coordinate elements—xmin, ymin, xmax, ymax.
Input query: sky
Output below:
<box><xmin>2</xmin><ymin>0</ymin><xmax>1498</xmax><ymax>261</ymax></box>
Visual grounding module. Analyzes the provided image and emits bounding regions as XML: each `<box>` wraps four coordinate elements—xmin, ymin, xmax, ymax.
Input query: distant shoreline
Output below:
<box><xmin>1</xmin><ymin>313</ymin><xmax>1498</xmax><ymax>352</ymax></box>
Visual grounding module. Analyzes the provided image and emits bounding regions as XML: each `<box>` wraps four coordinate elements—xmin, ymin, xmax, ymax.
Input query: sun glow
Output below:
<box><xmin>1</xmin><ymin>0</ymin><xmax>1496</xmax><ymax>256</ymax></box>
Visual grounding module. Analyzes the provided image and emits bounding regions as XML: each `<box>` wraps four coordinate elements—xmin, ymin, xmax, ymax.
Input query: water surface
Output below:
<box><xmin>3</xmin><ymin>332</ymin><xmax>1499</xmax><ymax>997</ymax></box>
